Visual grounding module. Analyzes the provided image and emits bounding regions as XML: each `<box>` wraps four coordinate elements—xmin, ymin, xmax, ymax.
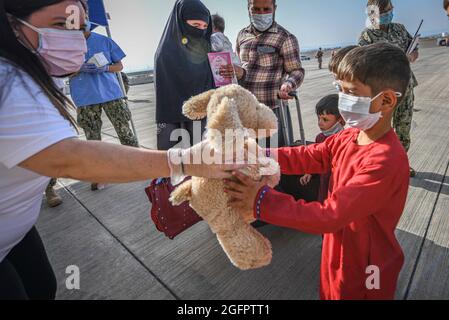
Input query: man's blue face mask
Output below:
<box><xmin>379</xmin><ymin>10</ymin><xmax>394</xmax><ymax>25</ymax></box>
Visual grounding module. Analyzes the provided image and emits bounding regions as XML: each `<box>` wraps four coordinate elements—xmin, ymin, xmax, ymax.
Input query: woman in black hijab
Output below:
<box><xmin>155</xmin><ymin>0</ymin><xmax>214</xmax><ymax>150</ymax></box>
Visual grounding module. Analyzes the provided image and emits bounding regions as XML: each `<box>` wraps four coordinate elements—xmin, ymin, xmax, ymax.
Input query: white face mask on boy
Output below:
<box><xmin>338</xmin><ymin>91</ymin><xmax>402</xmax><ymax>131</ymax></box>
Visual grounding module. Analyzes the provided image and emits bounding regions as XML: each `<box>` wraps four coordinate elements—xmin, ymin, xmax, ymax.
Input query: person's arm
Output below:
<box><xmin>220</xmin><ymin>32</ymin><xmax>247</xmax><ymax>81</ymax></box>
<box><xmin>77</xmin><ymin>61</ymin><xmax>122</xmax><ymax>74</ymax></box>
<box><xmin>226</xmin><ymin>162</ymin><xmax>403</xmax><ymax>235</ymax></box>
<box><xmin>281</xmin><ymin>34</ymin><xmax>305</xmax><ymax>90</ymax></box>
<box><xmin>358</xmin><ymin>30</ymin><xmax>372</xmax><ymax>46</ymax></box>
<box><xmin>236</xmin><ymin>32</ymin><xmax>241</xmax><ymax>58</ymax></box>
<box><xmin>255</xmin><ymin>163</ymin><xmax>401</xmax><ymax>234</ymax></box>
<box><xmin>107</xmin><ymin>37</ymin><xmax>127</xmax><ymax>72</ymax></box>
<box><xmin>19</xmin><ymin>138</ymin><xmax>241</xmax><ymax>183</ymax></box>
<box><xmin>268</xmin><ymin>138</ymin><xmax>332</xmax><ymax>176</ymax></box>
<box><xmin>107</xmin><ymin>61</ymin><xmax>124</xmax><ymax>73</ymax></box>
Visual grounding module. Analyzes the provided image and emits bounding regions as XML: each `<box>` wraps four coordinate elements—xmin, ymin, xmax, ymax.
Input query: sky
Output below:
<box><xmin>97</xmin><ymin>0</ymin><xmax>449</xmax><ymax>72</ymax></box>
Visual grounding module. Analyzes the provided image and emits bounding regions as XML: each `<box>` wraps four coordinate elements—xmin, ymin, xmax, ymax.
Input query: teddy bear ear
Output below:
<box><xmin>257</xmin><ymin>103</ymin><xmax>279</xmax><ymax>137</ymax></box>
<box><xmin>182</xmin><ymin>89</ymin><xmax>216</xmax><ymax>120</ymax></box>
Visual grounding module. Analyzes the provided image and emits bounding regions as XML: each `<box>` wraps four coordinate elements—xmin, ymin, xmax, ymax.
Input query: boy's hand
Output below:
<box><xmin>224</xmin><ymin>171</ymin><xmax>269</xmax><ymax>222</ymax></box>
<box><xmin>299</xmin><ymin>174</ymin><xmax>312</xmax><ymax>186</ymax></box>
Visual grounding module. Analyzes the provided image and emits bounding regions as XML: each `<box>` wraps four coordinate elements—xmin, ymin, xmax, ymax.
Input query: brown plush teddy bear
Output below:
<box><xmin>169</xmin><ymin>84</ymin><xmax>281</xmax><ymax>270</ymax></box>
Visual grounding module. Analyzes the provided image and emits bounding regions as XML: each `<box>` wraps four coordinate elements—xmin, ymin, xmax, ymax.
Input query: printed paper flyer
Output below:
<box><xmin>208</xmin><ymin>52</ymin><xmax>238</xmax><ymax>87</ymax></box>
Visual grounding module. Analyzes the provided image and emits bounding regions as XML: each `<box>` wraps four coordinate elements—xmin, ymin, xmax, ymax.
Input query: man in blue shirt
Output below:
<box><xmin>69</xmin><ymin>14</ymin><xmax>138</xmax><ymax>190</ymax></box>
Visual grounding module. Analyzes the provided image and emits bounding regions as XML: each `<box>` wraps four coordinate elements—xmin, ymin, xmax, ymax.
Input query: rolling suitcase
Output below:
<box><xmin>277</xmin><ymin>92</ymin><xmax>320</xmax><ymax>203</ymax></box>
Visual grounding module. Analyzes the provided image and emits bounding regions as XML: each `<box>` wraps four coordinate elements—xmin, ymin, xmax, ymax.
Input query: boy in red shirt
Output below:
<box><xmin>225</xmin><ymin>43</ymin><xmax>411</xmax><ymax>300</ymax></box>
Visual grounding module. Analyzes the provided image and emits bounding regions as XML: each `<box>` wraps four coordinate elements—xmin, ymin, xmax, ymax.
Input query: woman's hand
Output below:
<box><xmin>179</xmin><ymin>141</ymin><xmax>247</xmax><ymax>180</ymax></box>
<box><xmin>80</xmin><ymin>63</ymin><xmax>98</xmax><ymax>73</ymax></box>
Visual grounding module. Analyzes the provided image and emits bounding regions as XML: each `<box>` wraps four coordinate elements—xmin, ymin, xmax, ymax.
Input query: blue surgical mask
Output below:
<box><xmin>322</xmin><ymin>122</ymin><xmax>345</xmax><ymax>137</ymax></box>
<box><xmin>250</xmin><ymin>13</ymin><xmax>274</xmax><ymax>32</ymax></box>
<box><xmin>379</xmin><ymin>10</ymin><xmax>394</xmax><ymax>25</ymax></box>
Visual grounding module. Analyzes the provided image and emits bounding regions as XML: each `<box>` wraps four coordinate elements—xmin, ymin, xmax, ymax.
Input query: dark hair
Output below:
<box><xmin>444</xmin><ymin>0</ymin><xmax>449</xmax><ymax>10</ymax></box>
<box><xmin>212</xmin><ymin>14</ymin><xmax>225</xmax><ymax>33</ymax></box>
<box><xmin>367</xmin><ymin>0</ymin><xmax>392</xmax><ymax>12</ymax></box>
<box><xmin>248</xmin><ymin>0</ymin><xmax>276</xmax><ymax>7</ymax></box>
<box><xmin>329</xmin><ymin>45</ymin><xmax>358</xmax><ymax>74</ymax></box>
<box><xmin>0</xmin><ymin>0</ymin><xmax>82</xmax><ymax>129</ymax></box>
<box><xmin>336</xmin><ymin>43</ymin><xmax>411</xmax><ymax>98</ymax></box>
<box><xmin>80</xmin><ymin>0</ymin><xmax>88</xmax><ymax>14</ymax></box>
<box><xmin>316</xmin><ymin>94</ymin><xmax>340</xmax><ymax>117</ymax></box>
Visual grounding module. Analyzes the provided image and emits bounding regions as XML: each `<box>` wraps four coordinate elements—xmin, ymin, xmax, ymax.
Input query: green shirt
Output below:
<box><xmin>358</xmin><ymin>23</ymin><xmax>418</xmax><ymax>87</ymax></box>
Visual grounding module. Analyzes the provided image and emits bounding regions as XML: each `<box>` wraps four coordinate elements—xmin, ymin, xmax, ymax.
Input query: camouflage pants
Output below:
<box><xmin>77</xmin><ymin>99</ymin><xmax>138</xmax><ymax>147</ymax></box>
<box><xmin>393</xmin><ymin>83</ymin><xmax>415</xmax><ymax>152</ymax></box>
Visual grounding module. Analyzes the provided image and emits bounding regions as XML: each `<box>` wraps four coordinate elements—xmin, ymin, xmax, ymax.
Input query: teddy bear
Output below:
<box><xmin>169</xmin><ymin>84</ymin><xmax>281</xmax><ymax>270</ymax></box>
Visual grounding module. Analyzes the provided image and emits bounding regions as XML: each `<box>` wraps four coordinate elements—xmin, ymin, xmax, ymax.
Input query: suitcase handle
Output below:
<box><xmin>279</xmin><ymin>91</ymin><xmax>306</xmax><ymax>146</ymax></box>
<box><xmin>278</xmin><ymin>91</ymin><xmax>297</xmax><ymax>100</ymax></box>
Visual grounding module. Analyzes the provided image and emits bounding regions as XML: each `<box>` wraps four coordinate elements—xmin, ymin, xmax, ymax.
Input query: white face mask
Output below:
<box><xmin>250</xmin><ymin>13</ymin><xmax>274</xmax><ymax>32</ymax></box>
<box><xmin>338</xmin><ymin>91</ymin><xmax>402</xmax><ymax>131</ymax></box>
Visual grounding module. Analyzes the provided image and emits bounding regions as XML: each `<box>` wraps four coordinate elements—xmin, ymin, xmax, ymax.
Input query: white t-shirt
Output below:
<box><xmin>0</xmin><ymin>59</ymin><xmax>77</xmax><ymax>263</ymax></box>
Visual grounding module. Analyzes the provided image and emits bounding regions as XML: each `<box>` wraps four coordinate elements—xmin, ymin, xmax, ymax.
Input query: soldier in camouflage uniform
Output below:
<box><xmin>76</xmin><ymin>99</ymin><xmax>138</xmax><ymax>147</ymax></box>
<box><xmin>359</xmin><ymin>0</ymin><xmax>419</xmax><ymax>177</ymax></box>
<box><xmin>69</xmin><ymin>14</ymin><xmax>139</xmax><ymax>190</ymax></box>
<box><xmin>316</xmin><ymin>48</ymin><xmax>324</xmax><ymax>69</ymax></box>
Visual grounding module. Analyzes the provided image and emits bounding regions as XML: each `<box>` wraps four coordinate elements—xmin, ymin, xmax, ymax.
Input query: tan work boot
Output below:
<box><xmin>45</xmin><ymin>186</ymin><xmax>62</xmax><ymax>208</ymax></box>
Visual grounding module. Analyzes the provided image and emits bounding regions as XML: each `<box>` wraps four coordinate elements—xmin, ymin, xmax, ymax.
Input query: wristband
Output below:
<box><xmin>255</xmin><ymin>186</ymin><xmax>271</xmax><ymax>220</ymax></box>
<box><xmin>265</xmin><ymin>148</ymin><xmax>271</xmax><ymax>158</ymax></box>
<box><xmin>167</xmin><ymin>148</ymin><xmax>187</xmax><ymax>186</ymax></box>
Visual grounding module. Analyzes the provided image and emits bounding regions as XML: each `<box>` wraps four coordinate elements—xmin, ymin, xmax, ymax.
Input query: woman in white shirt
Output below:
<box><xmin>0</xmin><ymin>0</ymin><xmax>242</xmax><ymax>300</ymax></box>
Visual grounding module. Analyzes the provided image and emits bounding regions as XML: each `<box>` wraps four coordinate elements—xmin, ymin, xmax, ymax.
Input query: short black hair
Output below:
<box><xmin>248</xmin><ymin>0</ymin><xmax>277</xmax><ymax>7</ymax></box>
<box><xmin>212</xmin><ymin>14</ymin><xmax>225</xmax><ymax>33</ymax></box>
<box><xmin>329</xmin><ymin>45</ymin><xmax>358</xmax><ymax>74</ymax></box>
<box><xmin>444</xmin><ymin>0</ymin><xmax>449</xmax><ymax>10</ymax></box>
<box><xmin>336</xmin><ymin>42</ymin><xmax>411</xmax><ymax>98</ymax></box>
<box><xmin>367</xmin><ymin>0</ymin><xmax>392</xmax><ymax>12</ymax></box>
<box><xmin>316</xmin><ymin>94</ymin><xmax>340</xmax><ymax>117</ymax></box>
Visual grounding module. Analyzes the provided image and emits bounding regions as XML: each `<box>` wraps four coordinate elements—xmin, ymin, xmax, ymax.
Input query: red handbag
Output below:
<box><xmin>145</xmin><ymin>178</ymin><xmax>203</xmax><ymax>240</ymax></box>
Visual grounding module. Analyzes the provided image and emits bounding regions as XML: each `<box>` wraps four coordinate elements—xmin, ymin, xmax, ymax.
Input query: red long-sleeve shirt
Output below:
<box><xmin>255</xmin><ymin>128</ymin><xmax>410</xmax><ymax>300</ymax></box>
